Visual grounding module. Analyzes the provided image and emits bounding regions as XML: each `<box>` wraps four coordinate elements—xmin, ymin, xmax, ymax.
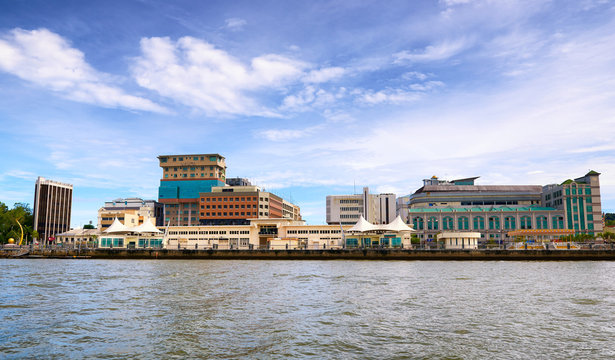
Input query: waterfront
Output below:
<box><xmin>1</xmin><ymin>260</ymin><xmax>615</xmax><ymax>359</ymax></box>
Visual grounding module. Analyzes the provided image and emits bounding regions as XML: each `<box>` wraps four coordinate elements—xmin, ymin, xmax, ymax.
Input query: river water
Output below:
<box><xmin>1</xmin><ymin>259</ymin><xmax>615</xmax><ymax>359</ymax></box>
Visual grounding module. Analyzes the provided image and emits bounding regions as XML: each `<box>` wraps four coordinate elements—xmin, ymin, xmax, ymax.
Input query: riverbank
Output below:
<box><xmin>3</xmin><ymin>248</ymin><xmax>615</xmax><ymax>260</ymax></box>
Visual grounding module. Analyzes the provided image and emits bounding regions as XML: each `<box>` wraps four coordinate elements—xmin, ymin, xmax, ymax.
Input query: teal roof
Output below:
<box><xmin>407</xmin><ymin>205</ymin><xmax>558</xmax><ymax>213</ymax></box>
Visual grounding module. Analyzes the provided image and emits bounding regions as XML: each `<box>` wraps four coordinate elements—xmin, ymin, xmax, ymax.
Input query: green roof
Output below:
<box><xmin>408</xmin><ymin>205</ymin><xmax>558</xmax><ymax>213</ymax></box>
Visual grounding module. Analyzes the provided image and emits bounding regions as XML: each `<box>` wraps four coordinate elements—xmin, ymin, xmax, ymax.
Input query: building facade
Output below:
<box><xmin>198</xmin><ymin>185</ymin><xmax>302</xmax><ymax>225</ymax></box>
<box><xmin>399</xmin><ymin>171</ymin><xmax>603</xmax><ymax>240</ymax></box>
<box><xmin>33</xmin><ymin>176</ymin><xmax>73</xmax><ymax>242</ymax></box>
<box><xmin>158</xmin><ymin>154</ymin><xmax>226</xmax><ymax>226</ymax></box>
<box><xmin>542</xmin><ymin>171</ymin><xmax>603</xmax><ymax>234</ymax></box>
<box><xmin>98</xmin><ymin>197</ymin><xmax>164</xmax><ymax>230</ymax></box>
<box><xmin>326</xmin><ymin>187</ymin><xmax>396</xmax><ymax>225</ymax></box>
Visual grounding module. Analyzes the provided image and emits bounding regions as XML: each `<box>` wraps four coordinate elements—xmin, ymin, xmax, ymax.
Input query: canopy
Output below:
<box><xmin>347</xmin><ymin>216</ymin><xmax>377</xmax><ymax>232</ymax></box>
<box><xmin>104</xmin><ymin>217</ymin><xmax>130</xmax><ymax>233</ymax></box>
<box><xmin>380</xmin><ymin>215</ymin><xmax>414</xmax><ymax>232</ymax></box>
<box><xmin>133</xmin><ymin>218</ymin><xmax>162</xmax><ymax>234</ymax></box>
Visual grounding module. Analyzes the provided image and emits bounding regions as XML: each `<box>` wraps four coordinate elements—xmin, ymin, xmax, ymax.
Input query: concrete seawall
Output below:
<box><xmin>3</xmin><ymin>248</ymin><xmax>615</xmax><ymax>260</ymax></box>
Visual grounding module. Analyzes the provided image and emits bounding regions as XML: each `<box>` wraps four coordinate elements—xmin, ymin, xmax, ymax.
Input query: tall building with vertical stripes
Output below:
<box><xmin>33</xmin><ymin>176</ymin><xmax>73</xmax><ymax>242</ymax></box>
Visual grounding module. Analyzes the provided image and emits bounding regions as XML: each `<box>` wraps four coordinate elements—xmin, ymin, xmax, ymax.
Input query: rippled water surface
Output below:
<box><xmin>2</xmin><ymin>259</ymin><xmax>615</xmax><ymax>359</ymax></box>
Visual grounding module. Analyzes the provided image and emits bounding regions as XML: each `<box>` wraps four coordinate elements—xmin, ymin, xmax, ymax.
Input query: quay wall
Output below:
<box><xmin>3</xmin><ymin>248</ymin><xmax>615</xmax><ymax>260</ymax></box>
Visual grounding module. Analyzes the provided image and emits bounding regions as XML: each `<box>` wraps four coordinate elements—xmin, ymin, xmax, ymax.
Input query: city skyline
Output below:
<box><xmin>1</xmin><ymin>1</ymin><xmax>614</xmax><ymax>226</ymax></box>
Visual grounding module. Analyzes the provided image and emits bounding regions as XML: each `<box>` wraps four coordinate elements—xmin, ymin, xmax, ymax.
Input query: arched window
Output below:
<box><xmin>413</xmin><ymin>217</ymin><xmax>424</xmax><ymax>230</ymax></box>
<box><xmin>520</xmin><ymin>216</ymin><xmax>532</xmax><ymax>229</ymax></box>
<box><xmin>473</xmin><ymin>216</ymin><xmax>485</xmax><ymax>230</ymax></box>
<box><xmin>443</xmin><ymin>216</ymin><xmax>453</xmax><ymax>230</ymax></box>
<box><xmin>488</xmin><ymin>216</ymin><xmax>500</xmax><ymax>230</ymax></box>
<box><xmin>504</xmin><ymin>216</ymin><xmax>516</xmax><ymax>230</ymax></box>
<box><xmin>458</xmin><ymin>216</ymin><xmax>469</xmax><ymax>230</ymax></box>
<box><xmin>536</xmin><ymin>216</ymin><xmax>548</xmax><ymax>229</ymax></box>
<box><xmin>428</xmin><ymin>216</ymin><xmax>438</xmax><ymax>230</ymax></box>
<box><xmin>552</xmin><ymin>216</ymin><xmax>564</xmax><ymax>229</ymax></box>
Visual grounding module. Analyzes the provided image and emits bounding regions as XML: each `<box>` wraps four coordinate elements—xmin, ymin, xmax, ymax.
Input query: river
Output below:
<box><xmin>1</xmin><ymin>259</ymin><xmax>615</xmax><ymax>359</ymax></box>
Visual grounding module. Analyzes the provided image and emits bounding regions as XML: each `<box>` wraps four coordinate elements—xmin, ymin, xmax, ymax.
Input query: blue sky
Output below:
<box><xmin>1</xmin><ymin>0</ymin><xmax>614</xmax><ymax>226</ymax></box>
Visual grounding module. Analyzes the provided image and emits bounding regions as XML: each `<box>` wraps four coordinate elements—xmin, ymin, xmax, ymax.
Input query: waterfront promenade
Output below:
<box><xmin>3</xmin><ymin>247</ymin><xmax>615</xmax><ymax>260</ymax></box>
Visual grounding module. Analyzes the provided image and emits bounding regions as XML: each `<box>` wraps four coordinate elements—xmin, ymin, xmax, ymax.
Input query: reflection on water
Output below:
<box><xmin>1</xmin><ymin>260</ymin><xmax>615</xmax><ymax>358</ymax></box>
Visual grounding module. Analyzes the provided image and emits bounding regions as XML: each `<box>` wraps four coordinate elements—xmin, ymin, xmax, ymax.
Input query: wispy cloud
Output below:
<box><xmin>225</xmin><ymin>18</ymin><xmax>247</xmax><ymax>31</ymax></box>
<box><xmin>394</xmin><ymin>38</ymin><xmax>471</xmax><ymax>63</ymax></box>
<box><xmin>0</xmin><ymin>28</ymin><xmax>168</xmax><ymax>113</ymax></box>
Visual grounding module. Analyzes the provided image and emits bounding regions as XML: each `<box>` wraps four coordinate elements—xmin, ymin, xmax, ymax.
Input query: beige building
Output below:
<box><xmin>98</xmin><ymin>198</ymin><xmax>163</xmax><ymax>230</ymax></box>
<box><xmin>439</xmin><ymin>232</ymin><xmax>481</xmax><ymax>249</ymax></box>
<box><xmin>100</xmin><ymin>217</ymin><xmax>413</xmax><ymax>250</ymax></box>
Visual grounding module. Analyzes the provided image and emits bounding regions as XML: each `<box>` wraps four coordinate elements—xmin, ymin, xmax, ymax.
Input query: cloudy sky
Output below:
<box><xmin>1</xmin><ymin>0</ymin><xmax>614</xmax><ymax>226</ymax></box>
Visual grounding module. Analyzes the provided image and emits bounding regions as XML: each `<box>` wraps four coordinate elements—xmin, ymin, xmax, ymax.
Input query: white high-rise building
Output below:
<box><xmin>326</xmin><ymin>187</ymin><xmax>396</xmax><ymax>225</ymax></box>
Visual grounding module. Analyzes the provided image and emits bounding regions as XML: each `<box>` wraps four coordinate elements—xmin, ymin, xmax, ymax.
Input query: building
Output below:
<box><xmin>33</xmin><ymin>176</ymin><xmax>73</xmax><ymax>243</ymax></box>
<box><xmin>542</xmin><ymin>171</ymin><xmax>603</xmax><ymax>234</ymax></box>
<box><xmin>56</xmin><ymin>228</ymin><xmax>100</xmax><ymax>247</ymax></box>
<box><xmin>439</xmin><ymin>232</ymin><xmax>481</xmax><ymax>249</ymax></box>
<box><xmin>226</xmin><ymin>177</ymin><xmax>252</xmax><ymax>186</ymax></box>
<box><xmin>158</xmin><ymin>154</ymin><xmax>227</xmax><ymax>226</ymax></box>
<box><xmin>399</xmin><ymin>171</ymin><xmax>603</xmax><ymax>241</ymax></box>
<box><xmin>198</xmin><ymin>185</ymin><xmax>301</xmax><ymax>225</ymax></box>
<box><xmin>98</xmin><ymin>198</ymin><xmax>164</xmax><ymax>230</ymax></box>
<box><xmin>326</xmin><ymin>187</ymin><xmax>396</xmax><ymax>225</ymax></box>
<box><xmin>99</xmin><ymin>217</ymin><xmax>413</xmax><ymax>250</ymax></box>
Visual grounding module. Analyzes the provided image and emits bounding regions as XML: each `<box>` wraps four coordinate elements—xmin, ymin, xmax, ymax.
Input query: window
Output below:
<box><xmin>413</xmin><ymin>217</ymin><xmax>424</xmax><ymax>230</ymax></box>
<box><xmin>504</xmin><ymin>217</ymin><xmax>516</xmax><ymax>230</ymax></box>
<box><xmin>536</xmin><ymin>216</ymin><xmax>547</xmax><ymax>229</ymax></box>
<box><xmin>427</xmin><ymin>216</ymin><xmax>438</xmax><ymax>230</ymax></box>
<box><xmin>458</xmin><ymin>216</ymin><xmax>469</xmax><ymax>230</ymax></box>
<box><xmin>473</xmin><ymin>216</ymin><xmax>485</xmax><ymax>230</ymax></box>
<box><xmin>443</xmin><ymin>216</ymin><xmax>453</xmax><ymax>230</ymax></box>
<box><xmin>520</xmin><ymin>216</ymin><xmax>532</xmax><ymax>229</ymax></box>
<box><xmin>488</xmin><ymin>216</ymin><xmax>500</xmax><ymax>230</ymax></box>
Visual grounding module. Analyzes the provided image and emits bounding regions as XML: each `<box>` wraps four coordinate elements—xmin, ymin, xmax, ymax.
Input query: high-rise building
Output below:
<box><xmin>326</xmin><ymin>187</ymin><xmax>396</xmax><ymax>225</ymax></box>
<box><xmin>98</xmin><ymin>197</ymin><xmax>164</xmax><ymax>230</ymax></box>
<box><xmin>158</xmin><ymin>154</ymin><xmax>226</xmax><ymax>226</ymax></box>
<box><xmin>33</xmin><ymin>176</ymin><xmax>73</xmax><ymax>242</ymax></box>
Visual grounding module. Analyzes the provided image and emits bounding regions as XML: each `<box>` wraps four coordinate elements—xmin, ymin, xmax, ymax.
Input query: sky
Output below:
<box><xmin>1</xmin><ymin>0</ymin><xmax>614</xmax><ymax>227</ymax></box>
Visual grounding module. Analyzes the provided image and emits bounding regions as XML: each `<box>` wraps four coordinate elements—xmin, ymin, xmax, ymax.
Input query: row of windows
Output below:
<box><xmin>201</xmin><ymin>212</ymin><xmax>261</xmax><ymax>217</ymax></box>
<box><xmin>340</xmin><ymin>207</ymin><xmax>362</xmax><ymax>212</ymax></box>
<box><xmin>413</xmin><ymin>215</ymin><xmax>565</xmax><ymax>231</ymax></box>
<box><xmin>168</xmin><ymin>230</ymin><xmax>248</xmax><ymax>235</ymax></box>
<box><xmin>161</xmin><ymin>156</ymin><xmax>220</xmax><ymax>162</ymax></box>
<box><xmin>340</xmin><ymin>214</ymin><xmax>360</xmax><ymax>219</ymax></box>
<box><xmin>287</xmin><ymin>229</ymin><xmax>342</xmax><ymax>234</ymax></box>
<box><xmin>165</xmin><ymin>166</ymin><xmax>218</xmax><ymax>171</ymax></box>
<box><xmin>201</xmin><ymin>197</ymin><xmax>264</xmax><ymax>202</ymax></box>
<box><xmin>202</xmin><ymin>204</ymin><xmax>258</xmax><ymax>209</ymax></box>
<box><xmin>165</xmin><ymin>173</ymin><xmax>219</xmax><ymax>179</ymax></box>
<box><xmin>339</xmin><ymin>199</ymin><xmax>362</xmax><ymax>204</ymax></box>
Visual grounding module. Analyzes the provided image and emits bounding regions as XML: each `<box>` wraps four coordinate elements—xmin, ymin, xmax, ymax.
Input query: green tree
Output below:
<box><xmin>0</xmin><ymin>201</ymin><xmax>36</xmax><ymax>244</ymax></box>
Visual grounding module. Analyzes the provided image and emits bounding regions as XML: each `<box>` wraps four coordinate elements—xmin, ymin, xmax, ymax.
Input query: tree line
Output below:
<box><xmin>0</xmin><ymin>202</ymin><xmax>38</xmax><ymax>244</ymax></box>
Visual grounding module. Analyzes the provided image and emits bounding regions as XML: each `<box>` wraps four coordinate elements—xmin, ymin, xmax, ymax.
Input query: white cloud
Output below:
<box><xmin>355</xmin><ymin>88</ymin><xmax>422</xmax><ymax>105</ymax></box>
<box><xmin>0</xmin><ymin>28</ymin><xmax>168</xmax><ymax>113</ymax></box>
<box><xmin>394</xmin><ymin>38</ymin><xmax>471</xmax><ymax>62</ymax></box>
<box><xmin>402</xmin><ymin>71</ymin><xmax>429</xmax><ymax>81</ymax></box>
<box><xmin>259</xmin><ymin>127</ymin><xmax>317</xmax><ymax>142</ymax></box>
<box><xmin>132</xmin><ymin>36</ymin><xmax>308</xmax><ymax>116</ymax></box>
<box><xmin>225</xmin><ymin>18</ymin><xmax>247</xmax><ymax>31</ymax></box>
<box><xmin>303</xmin><ymin>67</ymin><xmax>346</xmax><ymax>83</ymax></box>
